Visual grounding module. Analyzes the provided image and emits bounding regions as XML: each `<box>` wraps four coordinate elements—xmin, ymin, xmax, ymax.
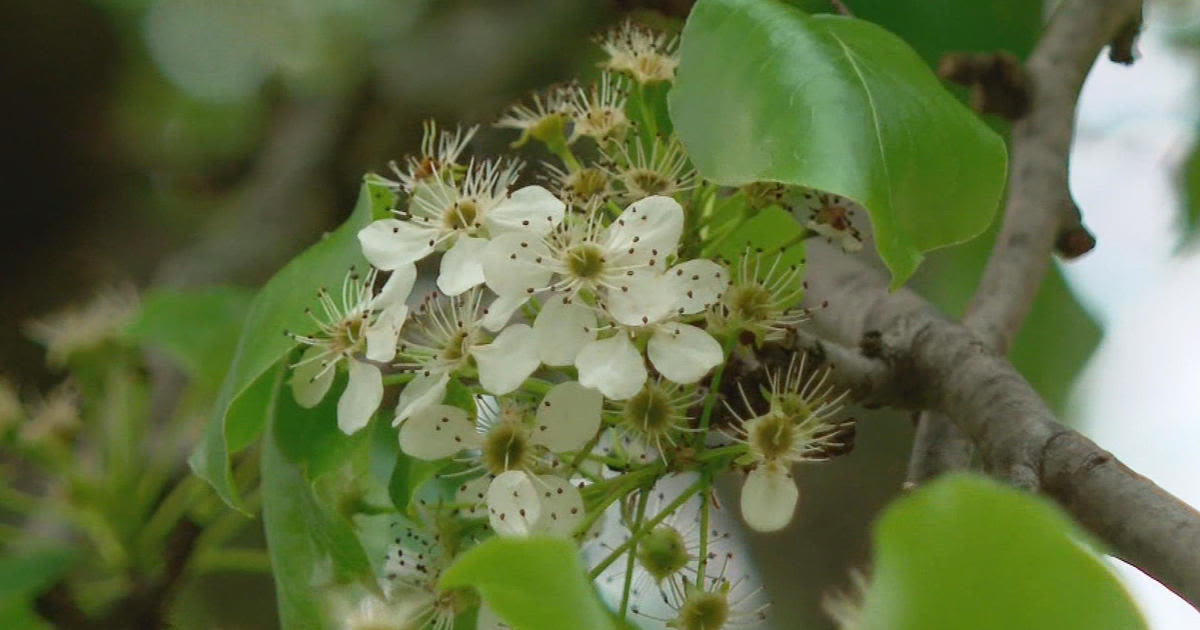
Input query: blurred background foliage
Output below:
<box><xmin>2</xmin><ymin>0</ymin><xmax>1199</xmax><ymax>628</ymax></box>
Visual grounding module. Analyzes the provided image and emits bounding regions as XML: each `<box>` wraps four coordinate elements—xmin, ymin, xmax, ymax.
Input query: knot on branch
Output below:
<box><xmin>1108</xmin><ymin>16</ymin><xmax>1142</xmax><ymax>65</ymax></box>
<box><xmin>938</xmin><ymin>52</ymin><xmax>1030</xmax><ymax>120</ymax></box>
<box><xmin>1055</xmin><ymin>197</ymin><xmax>1096</xmax><ymax>259</ymax></box>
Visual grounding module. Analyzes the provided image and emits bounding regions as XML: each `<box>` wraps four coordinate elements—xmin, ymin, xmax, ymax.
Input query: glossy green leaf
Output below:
<box><xmin>441</xmin><ymin>537</ymin><xmax>615</xmax><ymax>630</ymax></box>
<box><xmin>262</xmin><ymin>369</ymin><xmax>376</xmax><ymax>630</ymax></box>
<box><xmin>273</xmin><ymin>366</ymin><xmax>367</xmax><ymax>481</ymax></box>
<box><xmin>858</xmin><ymin>474</ymin><xmax>1147</xmax><ymax>630</ymax></box>
<box><xmin>189</xmin><ymin>177</ymin><xmax>392</xmax><ymax>510</ymax></box>
<box><xmin>127</xmin><ymin>286</ymin><xmax>254</xmax><ymax>388</ymax></box>
<box><xmin>671</xmin><ymin>0</ymin><xmax>1007</xmax><ymax>287</ymax></box>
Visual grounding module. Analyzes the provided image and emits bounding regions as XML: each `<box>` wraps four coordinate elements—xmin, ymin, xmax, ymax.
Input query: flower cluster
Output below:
<box><xmin>280</xmin><ymin>20</ymin><xmax>865</xmax><ymax>630</ymax></box>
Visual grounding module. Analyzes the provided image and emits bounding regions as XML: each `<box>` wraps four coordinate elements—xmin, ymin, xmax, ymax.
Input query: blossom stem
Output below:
<box><xmin>588</xmin><ymin>477</ymin><xmax>705</xmax><ymax>578</ymax></box>
<box><xmin>696</xmin><ymin>474</ymin><xmax>712</xmax><ymax>580</ymax></box>
<box><xmin>695</xmin><ymin>335</ymin><xmax>738</xmax><ymax>444</ymax></box>
<box><xmin>619</xmin><ymin>488</ymin><xmax>650</xmax><ymax>618</ymax></box>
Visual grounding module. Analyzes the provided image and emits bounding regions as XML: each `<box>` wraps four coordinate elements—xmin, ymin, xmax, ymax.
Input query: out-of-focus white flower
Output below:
<box><xmin>599</xmin><ymin>20</ymin><xmax>679</xmax><ymax>85</ymax></box>
<box><xmin>569</xmin><ymin>73</ymin><xmax>629</xmax><ymax>141</ymax></box>
<box><xmin>289</xmin><ymin>266</ymin><xmax>415</xmax><ymax>434</ymax></box>
<box><xmin>19</xmin><ymin>381</ymin><xmax>80</xmax><ymax>445</ymax></box>
<box><xmin>391</xmin><ymin>289</ymin><xmax>540</xmax><ymax>423</ymax></box>
<box><xmin>25</xmin><ymin>286</ymin><xmax>138</xmax><ymax>367</ymax></box>
<box><xmin>796</xmin><ymin>190</ymin><xmax>864</xmax><ymax>253</ymax></box>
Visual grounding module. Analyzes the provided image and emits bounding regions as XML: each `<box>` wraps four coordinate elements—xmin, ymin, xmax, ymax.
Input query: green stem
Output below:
<box><xmin>191</xmin><ymin>548</ymin><xmax>272</xmax><ymax>574</ymax></box>
<box><xmin>619</xmin><ymin>488</ymin><xmax>649</xmax><ymax>618</ymax></box>
<box><xmin>589</xmin><ymin>477</ymin><xmax>705</xmax><ymax>579</ymax></box>
<box><xmin>696</xmin><ymin>473</ymin><xmax>712</xmax><ymax>580</ymax></box>
<box><xmin>696</xmin><ymin>336</ymin><xmax>738</xmax><ymax>443</ymax></box>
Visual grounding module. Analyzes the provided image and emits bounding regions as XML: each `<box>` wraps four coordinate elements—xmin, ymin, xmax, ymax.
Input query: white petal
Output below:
<box><xmin>393</xmin><ymin>371</ymin><xmax>449</xmax><ymax>424</ymax></box>
<box><xmin>436</xmin><ymin>236</ymin><xmax>488</xmax><ymax>295</ymax></box>
<box><xmin>532</xmin><ymin>475</ymin><xmax>584</xmax><ymax>538</ymax></box>
<box><xmin>337</xmin><ymin>360</ymin><xmax>383</xmax><ymax>434</ymax></box>
<box><xmin>575</xmin><ymin>334</ymin><xmax>646</xmax><ymax>400</ymax></box>
<box><xmin>532</xmin><ymin>381</ymin><xmax>603</xmax><ymax>452</ymax></box>
<box><xmin>481</xmin><ymin>232</ymin><xmax>554</xmax><ymax>298</ymax></box>
<box><xmin>485</xmin><ymin>186</ymin><xmax>565</xmax><ymax>236</ymax></box>
<box><xmin>741</xmin><ymin>464</ymin><xmax>799</xmax><ymax>532</ymax></box>
<box><xmin>532</xmin><ymin>297</ymin><xmax>597</xmax><ymax>366</ymax></box>
<box><xmin>455</xmin><ymin>475</ymin><xmax>493</xmax><ymax>519</ymax></box>
<box><xmin>603</xmin><ymin>269</ymin><xmax>674</xmax><ymax>327</ymax></box>
<box><xmin>290</xmin><ymin>345</ymin><xmax>336</xmax><ymax>408</ymax></box>
<box><xmin>666</xmin><ymin>259</ymin><xmax>730</xmax><ymax>315</ymax></box>
<box><xmin>358</xmin><ymin>219</ymin><xmax>436</xmax><ymax>270</ymax></box>
<box><xmin>487</xmin><ymin>471</ymin><xmax>542</xmax><ymax>537</ymax></box>
<box><xmin>481</xmin><ymin>293</ymin><xmax>527</xmax><ymax>332</ymax></box>
<box><xmin>373</xmin><ymin>264</ymin><xmax>417</xmax><ymax>310</ymax></box>
<box><xmin>476</xmin><ymin>602</ymin><xmax>511</xmax><ymax>630</ymax></box>
<box><xmin>365</xmin><ymin>304</ymin><xmax>407</xmax><ymax>362</ymax></box>
<box><xmin>603</xmin><ymin>195</ymin><xmax>683</xmax><ymax>266</ymax></box>
<box><xmin>647</xmin><ymin>322</ymin><xmax>723</xmax><ymax>384</ymax></box>
<box><xmin>399</xmin><ymin>404</ymin><xmax>478</xmax><ymax>460</ymax></box>
<box><xmin>474</xmin><ymin>324</ymin><xmax>540</xmax><ymax>395</ymax></box>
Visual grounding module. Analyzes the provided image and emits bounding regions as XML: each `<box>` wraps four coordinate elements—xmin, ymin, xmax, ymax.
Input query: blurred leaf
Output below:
<box><xmin>912</xmin><ymin>225</ymin><xmax>1100</xmax><ymax>414</ymax></box>
<box><xmin>189</xmin><ymin>178</ymin><xmax>386</xmax><ymax>511</ymax></box>
<box><xmin>671</xmin><ymin>0</ymin><xmax>1007</xmax><ymax>287</ymax></box>
<box><xmin>128</xmin><ymin>286</ymin><xmax>254</xmax><ymax>388</ymax></box>
<box><xmin>441</xmin><ymin>537</ymin><xmax>615</xmax><ymax>630</ymax></box>
<box><xmin>388</xmin><ymin>454</ymin><xmax>446</xmax><ymax>515</ymax></box>
<box><xmin>0</xmin><ymin>548</ymin><xmax>78</xmax><ymax>630</ymax></box>
<box><xmin>858</xmin><ymin>474</ymin><xmax>1147</xmax><ymax>630</ymax></box>
<box><xmin>1182</xmin><ymin>136</ymin><xmax>1200</xmax><ymax>244</ymax></box>
<box><xmin>262</xmin><ymin>371</ymin><xmax>376</xmax><ymax>630</ymax></box>
<box><xmin>821</xmin><ymin>0</ymin><xmax>1042</xmax><ymax>65</ymax></box>
<box><xmin>711</xmin><ymin>206</ymin><xmax>807</xmax><ymax>270</ymax></box>
<box><xmin>273</xmin><ymin>367</ymin><xmax>368</xmax><ymax>481</ymax></box>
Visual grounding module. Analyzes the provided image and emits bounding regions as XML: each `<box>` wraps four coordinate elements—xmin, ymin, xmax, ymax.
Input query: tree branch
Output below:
<box><xmin>907</xmin><ymin>0</ymin><xmax>1141</xmax><ymax>485</ymax></box>
<box><xmin>801</xmin><ymin>237</ymin><xmax>1200</xmax><ymax>609</ymax></box>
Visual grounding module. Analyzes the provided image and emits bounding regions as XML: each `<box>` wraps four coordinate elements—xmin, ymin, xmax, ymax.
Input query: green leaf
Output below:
<box><xmin>670</xmin><ymin>0</ymin><xmax>1007</xmax><ymax>287</ymax></box>
<box><xmin>262</xmin><ymin>371</ymin><xmax>376</xmax><ymax>630</ymax></box>
<box><xmin>711</xmin><ymin>206</ymin><xmax>807</xmax><ymax>271</ymax></box>
<box><xmin>0</xmin><ymin>548</ymin><xmax>78</xmax><ymax>630</ymax></box>
<box><xmin>441</xmin><ymin>537</ymin><xmax>615</xmax><ymax>630</ymax></box>
<box><xmin>189</xmin><ymin>177</ymin><xmax>391</xmax><ymax>510</ymax></box>
<box><xmin>1181</xmin><ymin>135</ymin><xmax>1200</xmax><ymax>244</ymax></box>
<box><xmin>273</xmin><ymin>366</ymin><xmax>367</xmax><ymax>481</ymax></box>
<box><xmin>388</xmin><ymin>454</ymin><xmax>446</xmax><ymax>515</ymax></box>
<box><xmin>127</xmin><ymin>286</ymin><xmax>254</xmax><ymax>388</ymax></box>
<box><xmin>858</xmin><ymin>474</ymin><xmax>1147</xmax><ymax>630</ymax></box>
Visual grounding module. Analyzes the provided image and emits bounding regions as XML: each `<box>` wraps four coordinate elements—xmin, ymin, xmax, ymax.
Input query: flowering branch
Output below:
<box><xmin>801</xmin><ymin>237</ymin><xmax>1200</xmax><ymax>609</ymax></box>
<box><xmin>906</xmin><ymin>0</ymin><xmax>1144</xmax><ymax>486</ymax></box>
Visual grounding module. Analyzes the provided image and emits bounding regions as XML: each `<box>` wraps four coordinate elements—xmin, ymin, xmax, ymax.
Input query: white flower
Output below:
<box><xmin>384</xmin><ymin>119</ymin><xmax>477</xmax><ymax>194</ymax></box>
<box><xmin>569</xmin><ymin>72</ymin><xmax>629</xmax><ymax>141</ymax></box>
<box><xmin>572</xmin><ymin>258</ymin><xmax>730</xmax><ymax>399</ymax></box>
<box><xmin>289</xmin><ymin>266</ymin><xmax>415</xmax><ymax>434</ymax></box>
<box><xmin>604</xmin><ymin>136</ymin><xmax>696</xmax><ymax>202</ymax></box>
<box><xmin>391</xmin><ymin>289</ymin><xmax>540</xmax><ymax>423</ymax></box>
<box><xmin>599</xmin><ymin>20</ymin><xmax>679</xmax><ymax>85</ymax></box>
<box><xmin>609</xmin><ymin>379</ymin><xmax>701</xmax><ymax>455</ymax></box>
<box><xmin>709</xmin><ymin>249</ymin><xmax>807</xmax><ymax>342</ymax></box>
<box><xmin>400</xmin><ymin>384</ymin><xmax>602</xmax><ymax>538</ymax></box>
<box><xmin>359</xmin><ymin>159</ymin><xmax>565</xmax><ymax>295</ymax></box>
<box><xmin>727</xmin><ymin>354</ymin><xmax>853</xmax><ymax>532</ymax></box>
<box><xmin>797</xmin><ymin>190</ymin><xmax>864</xmax><ymax>253</ymax></box>
<box><xmin>481</xmin><ymin>195</ymin><xmax>685</xmax><ymax>326</ymax></box>
<box><xmin>379</xmin><ymin>524</ymin><xmax>460</xmax><ymax>630</ymax></box>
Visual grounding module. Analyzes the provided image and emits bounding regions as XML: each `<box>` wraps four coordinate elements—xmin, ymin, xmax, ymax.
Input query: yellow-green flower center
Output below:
<box><xmin>481</xmin><ymin>421</ymin><xmax>531</xmax><ymax>474</ymax></box>
<box><xmin>566</xmin><ymin>244</ymin><xmax>606</xmax><ymax>279</ymax></box>
<box><xmin>624</xmin><ymin>384</ymin><xmax>676</xmax><ymax>437</ymax></box>
<box><xmin>749</xmin><ymin>412</ymin><xmax>796</xmax><ymax>462</ymax></box>
<box><xmin>674</xmin><ymin>589</ymin><xmax>730</xmax><ymax>630</ymax></box>
<box><xmin>442</xmin><ymin>200</ymin><xmax>480</xmax><ymax>232</ymax></box>
<box><xmin>637</xmin><ymin>526</ymin><xmax>689</xmax><ymax>582</ymax></box>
